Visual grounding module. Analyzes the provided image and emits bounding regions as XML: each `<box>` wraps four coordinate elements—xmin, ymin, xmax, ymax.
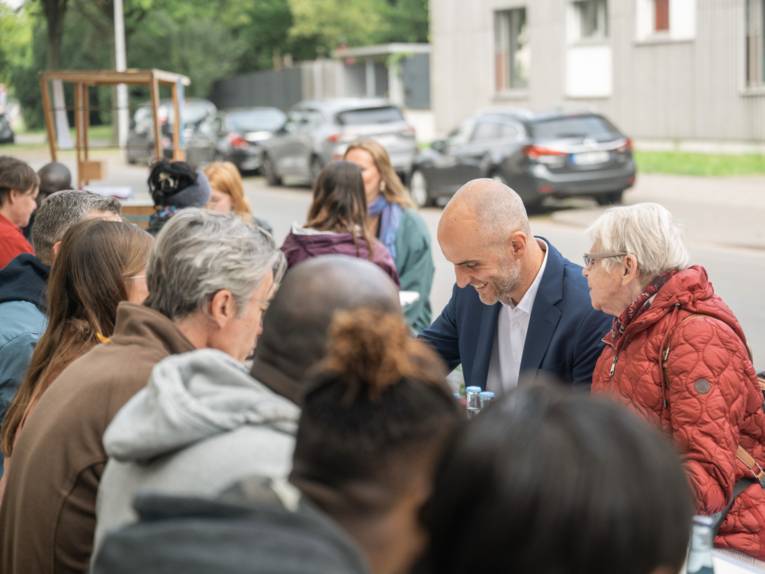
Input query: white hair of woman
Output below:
<box><xmin>586</xmin><ymin>202</ymin><xmax>689</xmax><ymax>279</ymax></box>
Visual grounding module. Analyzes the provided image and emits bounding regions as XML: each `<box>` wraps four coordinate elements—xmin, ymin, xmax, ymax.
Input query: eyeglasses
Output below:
<box><xmin>582</xmin><ymin>252</ymin><xmax>628</xmax><ymax>268</ymax></box>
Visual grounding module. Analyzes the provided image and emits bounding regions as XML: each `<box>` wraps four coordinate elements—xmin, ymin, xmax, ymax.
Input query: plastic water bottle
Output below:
<box><xmin>479</xmin><ymin>391</ymin><xmax>495</xmax><ymax>410</ymax></box>
<box><xmin>686</xmin><ymin>515</ymin><xmax>716</xmax><ymax>574</ymax></box>
<box><xmin>465</xmin><ymin>386</ymin><xmax>482</xmax><ymax>419</ymax></box>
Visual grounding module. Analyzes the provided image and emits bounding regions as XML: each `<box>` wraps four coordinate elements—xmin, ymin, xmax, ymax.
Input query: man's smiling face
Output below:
<box><xmin>438</xmin><ymin>213</ymin><xmax>521</xmax><ymax>306</ymax></box>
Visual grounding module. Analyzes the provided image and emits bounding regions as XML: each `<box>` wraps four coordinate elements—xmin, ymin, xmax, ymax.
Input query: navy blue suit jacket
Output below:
<box><xmin>420</xmin><ymin>240</ymin><xmax>611</xmax><ymax>389</ymax></box>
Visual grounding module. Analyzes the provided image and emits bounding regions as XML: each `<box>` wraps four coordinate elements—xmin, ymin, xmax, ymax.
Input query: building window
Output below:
<box><xmin>495</xmin><ymin>8</ymin><xmax>529</xmax><ymax>91</ymax></box>
<box><xmin>654</xmin><ymin>0</ymin><xmax>670</xmax><ymax>32</ymax></box>
<box><xmin>747</xmin><ymin>0</ymin><xmax>765</xmax><ymax>87</ymax></box>
<box><xmin>636</xmin><ymin>0</ymin><xmax>695</xmax><ymax>43</ymax></box>
<box><xmin>573</xmin><ymin>0</ymin><xmax>609</xmax><ymax>40</ymax></box>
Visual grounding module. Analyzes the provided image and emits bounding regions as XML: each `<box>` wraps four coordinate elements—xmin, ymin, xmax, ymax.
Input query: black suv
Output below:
<box><xmin>410</xmin><ymin>109</ymin><xmax>636</xmax><ymax>209</ymax></box>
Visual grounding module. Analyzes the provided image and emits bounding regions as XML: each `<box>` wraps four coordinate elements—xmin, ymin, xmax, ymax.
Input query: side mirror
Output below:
<box><xmin>431</xmin><ymin>139</ymin><xmax>447</xmax><ymax>154</ymax></box>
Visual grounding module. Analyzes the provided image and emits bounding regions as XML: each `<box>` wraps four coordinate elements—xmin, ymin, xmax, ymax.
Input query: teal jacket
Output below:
<box><xmin>393</xmin><ymin>209</ymin><xmax>434</xmax><ymax>332</ymax></box>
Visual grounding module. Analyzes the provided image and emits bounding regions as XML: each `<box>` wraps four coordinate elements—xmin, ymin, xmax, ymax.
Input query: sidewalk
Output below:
<box><xmin>551</xmin><ymin>173</ymin><xmax>765</xmax><ymax>251</ymax></box>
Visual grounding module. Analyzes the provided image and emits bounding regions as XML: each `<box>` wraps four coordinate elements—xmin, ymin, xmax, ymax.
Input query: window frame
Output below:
<box><xmin>745</xmin><ymin>0</ymin><xmax>765</xmax><ymax>90</ymax></box>
<box><xmin>494</xmin><ymin>7</ymin><xmax>530</xmax><ymax>94</ymax></box>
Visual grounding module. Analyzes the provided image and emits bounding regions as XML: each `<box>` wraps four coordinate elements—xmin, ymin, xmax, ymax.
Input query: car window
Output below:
<box><xmin>471</xmin><ymin>121</ymin><xmax>502</xmax><ymax>142</ymax></box>
<box><xmin>531</xmin><ymin>115</ymin><xmax>620</xmax><ymax>142</ymax></box>
<box><xmin>499</xmin><ymin>122</ymin><xmax>523</xmax><ymax>140</ymax></box>
<box><xmin>447</xmin><ymin>118</ymin><xmax>476</xmax><ymax>146</ymax></box>
<box><xmin>303</xmin><ymin>109</ymin><xmax>324</xmax><ymax>128</ymax></box>
<box><xmin>226</xmin><ymin>109</ymin><xmax>286</xmax><ymax>132</ymax></box>
<box><xmin>336</xmin><ymin>106</ymin><xmax>404</xmax><ymax>126</ymax></box>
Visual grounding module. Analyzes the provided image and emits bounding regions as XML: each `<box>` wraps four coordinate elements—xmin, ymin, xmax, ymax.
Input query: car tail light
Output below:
<box><xmin>228</xmin><ymin>133</ymin><xmax>248</xmax><ymax>149</ymax></box>
<box><xmin>617</xmin><ymin>138</ymin><xmax>633</xmax><ymax>153</ymax></box>
<box><xmin>524</xmin><ymin>144</ymin><xmax>567</xmax><ymax>167</ymax></box>
<box><xmin>326</xmin><ymin>133</ymin><xmax>343</xmax><ymax>143</ymax></box>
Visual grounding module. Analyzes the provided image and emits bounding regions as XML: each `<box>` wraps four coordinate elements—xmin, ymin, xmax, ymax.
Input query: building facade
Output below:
<box><xmin>430</xmin><ymin>0</ymin><xmax>765</xmax><ymax>143</ymax></box>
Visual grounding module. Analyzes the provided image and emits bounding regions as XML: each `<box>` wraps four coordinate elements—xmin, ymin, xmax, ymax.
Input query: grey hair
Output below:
<box><xmin>31</xmin><ymin>190</ymin><xmax>121</xmax><ymax>265</ymax></box>
<box><xmin>145</xmin><ymin>208</ymin><xmax>282</xmax><ymax>320</ymax></box>
<box><xmin>587</xmin><ymin>203</ymin><xmax>690</xmax><ymax>277</ymax></box>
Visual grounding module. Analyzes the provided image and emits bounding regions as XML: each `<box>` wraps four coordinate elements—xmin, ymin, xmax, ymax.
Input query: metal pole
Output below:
<box><xmin>114</xmin><ymin>0</ymin><xmax>129</xmax><ymax>148</ymax></box>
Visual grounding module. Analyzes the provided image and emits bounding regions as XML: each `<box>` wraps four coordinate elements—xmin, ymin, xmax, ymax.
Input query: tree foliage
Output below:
<box><xmin>3</xmin><ymin>0</ymin><xmax>429</xmax><ymax>128</ymax></box>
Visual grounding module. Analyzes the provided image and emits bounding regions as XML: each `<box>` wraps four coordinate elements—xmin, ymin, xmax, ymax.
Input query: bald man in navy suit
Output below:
<box><xmin>420</xmin><ymin>179</ymin><xmax>610</xmax><ymax>392</ymax></box>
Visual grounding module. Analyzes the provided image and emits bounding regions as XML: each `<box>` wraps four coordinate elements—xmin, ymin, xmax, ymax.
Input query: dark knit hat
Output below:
<box><xmin>148</xmin><ymin>160</ymin><xmax>211</xmax><ymax>209</ymax></box>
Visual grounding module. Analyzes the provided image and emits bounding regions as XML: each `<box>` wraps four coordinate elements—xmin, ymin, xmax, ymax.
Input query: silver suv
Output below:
<box><xmin>260</xmin><ymin>98</ymin><xmax>416</xmax><ymax>186</ymax></box>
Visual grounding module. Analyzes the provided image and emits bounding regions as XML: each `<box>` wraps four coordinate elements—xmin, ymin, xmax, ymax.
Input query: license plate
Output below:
<box><xmin>572</xmin><ymin>151</ymin><xmax>610</xmax><ymax>166</ymax></box>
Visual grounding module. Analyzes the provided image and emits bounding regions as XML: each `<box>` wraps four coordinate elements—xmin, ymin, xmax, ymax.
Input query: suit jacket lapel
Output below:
<box><xmin>471</xmin><ymin>302</ymin><xmax>501</xmax><ymax>389</ymax></box>
<box><xmin>520</xmin><ymin>239</ymin><xmax>564</xmax><ymax>377</ymax></box>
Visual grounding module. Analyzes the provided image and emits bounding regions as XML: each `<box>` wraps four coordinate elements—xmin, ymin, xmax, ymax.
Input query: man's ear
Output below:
<box><xmin>509</xmin><ymin>230</ymin><xmax>529</xmax><ymax>257</ymax></box>
<box><xmin>208</xmin><ymin>289</ymin><xmax>236</xmax><ymax>329</ymax></box>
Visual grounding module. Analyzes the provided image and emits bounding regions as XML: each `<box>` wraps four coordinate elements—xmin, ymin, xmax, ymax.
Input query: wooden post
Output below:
<box><xmin>82</xmin><ymin>83</ymin><xmax>90</xmax><ymax>162</ymax></box>
<box><xmin>39</xmin><ymin>75</ymin><xmax>57</xmax><ymax>161</ymax></box>
<box><xmin>74</xmin><ymin>82</ymin><xmax>84</xmax><ymax>187</ymax></box>
<box><xmin>149</xmin><ymin>74</ymin><xmax>162</xmax><ymax>163</ymax></box>
<box><xmin>170</xmin><ymin>80</ymin><xmax>184</xmax><ymax>161</ymax></box>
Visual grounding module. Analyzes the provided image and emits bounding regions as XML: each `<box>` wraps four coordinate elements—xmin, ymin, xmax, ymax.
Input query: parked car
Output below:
<box><xmin>410</xmin><ymin>109</ymin><xmax>636</xmax><ymax>209</ymax></box>
<box><xmin>0</xmin><ymin>113</ymin><xmax>14</xmax><ymax>144</ymax></box>
<box><xmin>259</xmin><ymin>98</ymin><xmax>416</xmax><ymax>186</ymax></box>
<box><xmin>126</xmin><ymin>98</ymin><xmax>217</xmax><ymax>165</ymax></box>
<box><xmin>185</xmin><ymin>107</ymin><xmax>286</xmax><ymax>173</ymax></box>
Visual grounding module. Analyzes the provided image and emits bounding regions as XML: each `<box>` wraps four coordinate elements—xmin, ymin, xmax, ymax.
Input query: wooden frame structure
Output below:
<box><xmin>40</xmin><ymin>69</ymin><xmax>191</xmax><ymax>187</ymax></box>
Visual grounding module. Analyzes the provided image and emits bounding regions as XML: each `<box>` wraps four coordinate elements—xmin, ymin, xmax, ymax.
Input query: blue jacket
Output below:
<box><xmin>0</xmin><ymin>254</ymin><xmax>49</xmax><ymax>476</ymax></box>
<box><xmin>419</xmin><ymin>240</ymin><xmax>610</xmax><ymax>389</ymax></box>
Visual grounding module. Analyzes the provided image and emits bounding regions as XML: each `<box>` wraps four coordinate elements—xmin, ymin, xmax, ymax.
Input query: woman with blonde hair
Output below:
<box><xmin>345</xmin><ymin>139</ymin><xmax>434</xmax><ymax>332</ymax></box>
<box><xmin>0</xmin><ymin>219</ymin><xmax>153</xmax><ymax>500</ymax></box>
<box><xmin>204</xmin><ymin>161</ymin><xmax>273</xmax><ymax>232</ymax></box>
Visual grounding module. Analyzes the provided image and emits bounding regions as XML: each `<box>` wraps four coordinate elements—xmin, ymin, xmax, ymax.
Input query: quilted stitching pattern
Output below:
<box><xmin>592</xmin><ymin>266</ymin><xmax>765</xmax><ymax>560</ymax></box>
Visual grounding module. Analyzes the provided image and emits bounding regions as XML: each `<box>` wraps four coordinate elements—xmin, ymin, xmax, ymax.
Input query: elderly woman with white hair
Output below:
<box><xmin>583</xmin><ymin>202</ymin><xmax>765</xmax><ymax>561</ymax></box>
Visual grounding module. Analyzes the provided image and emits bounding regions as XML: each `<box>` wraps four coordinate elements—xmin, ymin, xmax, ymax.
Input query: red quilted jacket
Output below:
<box><xmin>592</xmin><ymin>265</ymin><xmax>765</xmax><ymax>559</ymax></box>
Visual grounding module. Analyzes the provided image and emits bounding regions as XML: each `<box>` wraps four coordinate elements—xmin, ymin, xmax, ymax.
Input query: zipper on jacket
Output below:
<box><xmin>609</xmin><ymin>353</ymin><xmax>618</xmax><ymax>378</ymax></box>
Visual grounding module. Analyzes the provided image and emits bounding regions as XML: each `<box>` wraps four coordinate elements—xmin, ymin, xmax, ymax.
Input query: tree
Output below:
<box><xmin>288</xmin><ymin>0</ymin><xmax>388</xmax><ymax>57</ymax></box>
<box><xmin>41</xmin><ymin>0</ymin><xmax>69</xmax><ymax>68</ymax></box>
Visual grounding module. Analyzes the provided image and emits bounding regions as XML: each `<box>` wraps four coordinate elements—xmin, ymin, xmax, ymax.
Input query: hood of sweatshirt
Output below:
<box><xmin>103</xmin><ymin>348</ymin><xmax>300</xmax><ymax>462</ymax></box>
<box><xmin>0</xmin><ymin>253</ymin><xmax>49</xmax><ymax>310</ymax></box>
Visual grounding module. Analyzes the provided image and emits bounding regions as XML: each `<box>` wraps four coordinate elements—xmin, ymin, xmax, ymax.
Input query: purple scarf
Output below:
<box><xmin>368</xmin><ymin>196</ymin><xmax>402</xmax><ymax>261</ymax></box>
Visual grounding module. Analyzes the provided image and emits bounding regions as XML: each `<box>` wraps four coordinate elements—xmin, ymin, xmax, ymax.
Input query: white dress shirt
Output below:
<box><xmin>486</xmin><ymin>241</ymin><xmax>549</xmax><ymax>394</ymax></box>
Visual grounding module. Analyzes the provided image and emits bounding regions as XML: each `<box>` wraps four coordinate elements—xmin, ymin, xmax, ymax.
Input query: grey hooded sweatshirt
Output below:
<box><xmin>93</xmin><ymin>348</ymin><xmax>299</xmax><ymax>553</ymax></box>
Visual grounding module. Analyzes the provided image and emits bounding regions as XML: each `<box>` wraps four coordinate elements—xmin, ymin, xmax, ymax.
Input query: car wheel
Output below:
<box><xmin>309</xmin><ymin>156</ymin><xmax>323</xmax><ymax>186</ymax></box>
<box><xmin>262</xmin><ymin>154</ymin><xmax>282</xmax><ymax>186</ymax></box>
<box><xmin>409</xmin><ymin>170</ymin><xmax>433</xmax><ymax>208</ymax></box>
<box><xmin>595</xmin><ymin>190</ymin><xmax>624</xmax><ymax>206</ymax></box>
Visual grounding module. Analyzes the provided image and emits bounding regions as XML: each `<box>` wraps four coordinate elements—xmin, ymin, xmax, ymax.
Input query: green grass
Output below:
<box><xmin>634</xmin><ymin>150</ymin><xmax>765</xmax><ymax>177</ymax></box>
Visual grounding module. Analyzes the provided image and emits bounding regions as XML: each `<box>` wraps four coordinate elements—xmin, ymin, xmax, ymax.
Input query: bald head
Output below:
<box><xmin>251</xmin><ymin>255</ymin><xmax>400</xmax><ymax>402</ymax></box>
<box><xmin>440</xmin><ymin>178</ymin><xmax>530</xmax><ymax>241</ymax></box>
<box><xmin>37</xmin><ymin>162</ymin><xmax>72</xmax><ymax>199</ymax></box>
<box><xmin>438</xmin><ymin>179</ymin><xmax>544</xmax><ymax>306</ymax></box>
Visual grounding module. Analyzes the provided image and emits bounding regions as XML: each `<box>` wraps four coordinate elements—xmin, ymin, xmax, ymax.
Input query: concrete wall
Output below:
<box><xmin>430</xmin><ymin>0</ymin><xmax>765</xmax><ymax>142</ymax></box>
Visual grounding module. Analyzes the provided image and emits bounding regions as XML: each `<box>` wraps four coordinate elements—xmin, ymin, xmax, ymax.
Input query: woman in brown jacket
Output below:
<box><xmin>0</xmin><ymin>219</ymin><xmax>153</xmax><ymax>500</ymax></box>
